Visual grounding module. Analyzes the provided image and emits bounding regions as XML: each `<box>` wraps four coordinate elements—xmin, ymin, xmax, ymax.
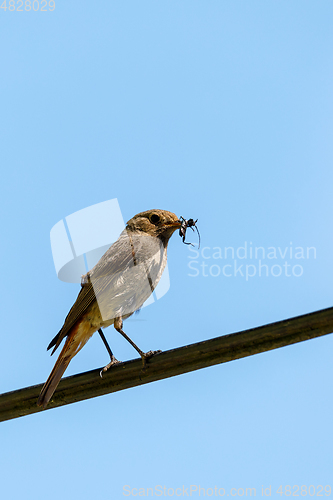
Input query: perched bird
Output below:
<box><xmin>37</xmin><ymin>209</ymin><xmax>183</xmax><ymax>408</ymax></box>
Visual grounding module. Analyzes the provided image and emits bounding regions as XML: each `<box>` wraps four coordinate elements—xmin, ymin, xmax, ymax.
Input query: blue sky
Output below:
<box><xmin>1</xmin><ymin>1</ymin><xmax>333</xmax><ymax>498</ymax></box>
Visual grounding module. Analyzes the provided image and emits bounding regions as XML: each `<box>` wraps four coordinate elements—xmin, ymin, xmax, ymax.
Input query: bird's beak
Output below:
<box><xmin>162</xmin><ymin>220</ymin><xmax>182</xmax><ymax>228</ymax></box>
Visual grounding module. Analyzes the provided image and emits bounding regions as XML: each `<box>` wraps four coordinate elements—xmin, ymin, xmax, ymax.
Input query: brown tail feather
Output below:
<box><xmin>37</xmin><ymin>352</ymin><xmax>72</xmax><ymax>409</ymax></box>
<box><xmin>38</xmin><ymin>318</ymin><xmax>94</xmax><ymax>409</ymax></box>
<box><xmin>37</xmin><ymin>329</ymin><xmax>79</xmax><ymax>408</ymax></box>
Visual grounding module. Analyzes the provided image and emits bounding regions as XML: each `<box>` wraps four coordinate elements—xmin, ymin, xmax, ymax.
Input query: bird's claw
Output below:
<box><xmin>140</xmin><ymin>349</ymin><xmax>162</xmax><ymax>367</ymax></box>
<box><xmin>100</xmin><ymin>358</ymin><xmax>120</xmax><ymax>378</ymax></box>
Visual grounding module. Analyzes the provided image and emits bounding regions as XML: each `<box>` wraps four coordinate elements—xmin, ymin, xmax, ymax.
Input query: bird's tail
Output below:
<box><xmin>38</xmin><ymin>318</ymin><xmax>94</xmax><ymax>408</ymax></box>
<box><xmin>37</xmin><ymin>343</ymin><xmax>74</xmax><ymax>409</ymax></box>
<box><xmin>37</xmin><ymin>328</ymin><xmax>79</xmax><ymax>409</ymax></box>
<box><xmin>37</xmin><ymin>357</ymin><xmax>71</xmax><ymax>409</ymax></box>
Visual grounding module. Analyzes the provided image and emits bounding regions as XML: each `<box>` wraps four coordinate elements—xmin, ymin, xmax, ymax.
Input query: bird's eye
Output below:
<box><xmin>150</xmin><ymin>213</ymin><xmax>161</xmax><ymax>224</ymax></box>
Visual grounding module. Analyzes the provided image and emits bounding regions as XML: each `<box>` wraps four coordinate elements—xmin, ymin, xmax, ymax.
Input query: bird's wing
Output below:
<box><xmin>48</xmin><ymin>229</ymin><xmax>142</xmax><ymax>354</ymax></box>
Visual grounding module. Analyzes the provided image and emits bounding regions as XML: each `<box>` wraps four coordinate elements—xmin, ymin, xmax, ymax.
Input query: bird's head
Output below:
<box><xmin>126</xmin><ymin>209</ymin><xmax>182</xmax><ymax>243</ymax></box>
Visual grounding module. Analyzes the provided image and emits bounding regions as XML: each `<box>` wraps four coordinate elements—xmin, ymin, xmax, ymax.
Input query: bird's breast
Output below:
<box><xmin>90</xmin><ymin>232</ymin><xmax>168</xmax><ymax>323</ymax></box>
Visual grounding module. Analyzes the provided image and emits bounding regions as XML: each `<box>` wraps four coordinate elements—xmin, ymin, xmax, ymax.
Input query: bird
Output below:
<box><xmin>37</xmin><ymin>209</ymin><xmax>183</xmax><ymax>408</ymax></box>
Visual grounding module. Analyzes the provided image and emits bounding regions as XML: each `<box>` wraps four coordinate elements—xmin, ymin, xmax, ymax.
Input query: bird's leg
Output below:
<box><xmin>114</xmin><ymin>317</ymin><xmax>161</xmax><ymax>367</ymax></box>
<box><xmin>98</xmin><ymin>328</ymin><xmax>120</xmax><ymax>377</ymax></box>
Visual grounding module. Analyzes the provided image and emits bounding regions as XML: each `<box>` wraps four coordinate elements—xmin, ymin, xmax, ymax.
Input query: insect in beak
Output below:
<box><xmin>179</xmin><ymin>217</ymin><xmax>200</xmax><ymax>249</ymax></box>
